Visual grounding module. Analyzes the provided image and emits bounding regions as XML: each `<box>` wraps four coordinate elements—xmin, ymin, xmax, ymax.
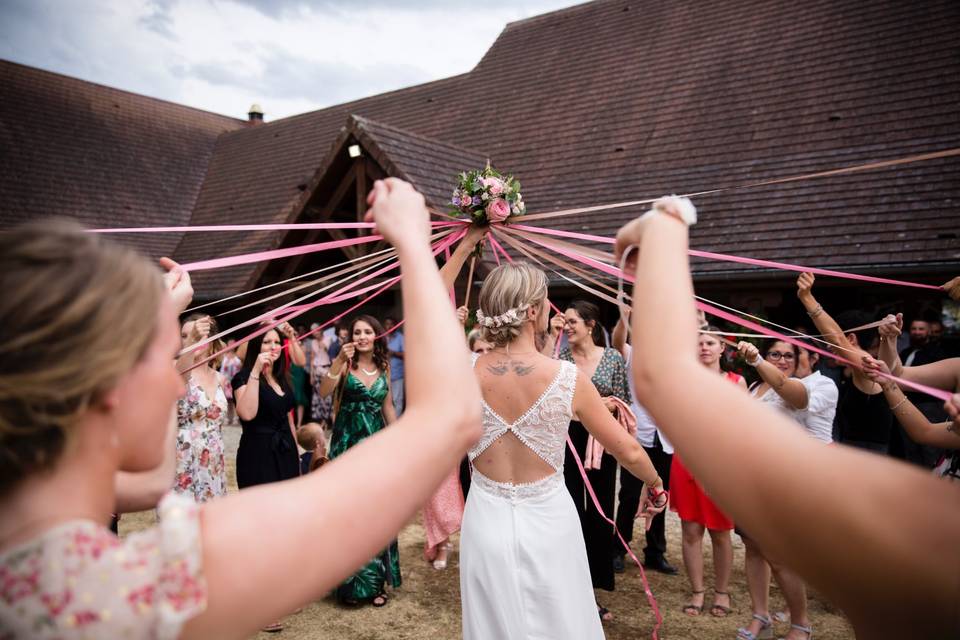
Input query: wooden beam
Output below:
<box><xmin>275</xmin><ymin>164</ymin><xmax>361</xmax><ymax>280</ymax></box>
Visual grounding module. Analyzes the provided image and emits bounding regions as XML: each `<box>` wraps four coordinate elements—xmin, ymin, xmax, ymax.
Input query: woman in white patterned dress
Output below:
<box><xmin>175</xmin><ymin>314</ymin><xmax>228</xmax><ymax>502</ymax></box>
<box><xmin>460</xmin><ymin>262</ymin><xmax>665</xmax><ymax>639</ymax></box>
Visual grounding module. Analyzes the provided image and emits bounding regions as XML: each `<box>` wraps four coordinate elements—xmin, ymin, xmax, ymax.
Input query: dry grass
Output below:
<box><xmin>121</xmin><ymin>425</ymin><xmax>855</xmax><ymax>639</ymax></box>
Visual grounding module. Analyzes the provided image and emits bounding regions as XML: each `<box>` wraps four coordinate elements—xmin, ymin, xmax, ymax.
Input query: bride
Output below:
<box><xmin>460</xmin><ymin>261</ymin><xmax>665</xmax><ymax>639</ymax></box>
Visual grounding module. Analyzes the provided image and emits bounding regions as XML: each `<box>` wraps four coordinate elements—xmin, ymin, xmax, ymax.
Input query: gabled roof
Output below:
<box><xmin>350</xmin><ymin>115</ymin><xmax>488</xmax><ymax>210</ymax></box>
<box><xmin>0</xmin><ymin>60</ymin><xmax>243</xmax><ymax>258</ymax></box>
<box><xmin>176</xmin><ymin>114</ymin><xmax>489</xmax><ymax>295</ymax></box>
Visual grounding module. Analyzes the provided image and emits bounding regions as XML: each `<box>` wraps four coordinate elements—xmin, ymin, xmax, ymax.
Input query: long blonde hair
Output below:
<box><xmin>0</xmin><ymin>220</ymin><xmax>163</xmax><ymax>496</ymax></box>
<box><xmin>476</xmin><ymin>262</ymin><xmax>548</xmax><ymax>347</ymax></box>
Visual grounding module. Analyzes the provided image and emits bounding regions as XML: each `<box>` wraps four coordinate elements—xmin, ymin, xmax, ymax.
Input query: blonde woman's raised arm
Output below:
<box><xmin>181</xmin><ymin>179</ymin><xmax>482</xmax><ymax>640</ymax></box>
<box><xmin>615</xmin><ymin>201</ymin><xmax>960</xmax><ymax>638</ymax></box>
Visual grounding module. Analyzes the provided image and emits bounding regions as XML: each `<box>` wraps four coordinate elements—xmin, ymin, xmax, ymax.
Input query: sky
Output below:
<box><xmin>0</xmin><ymin>0</ymin><xmax>584</xmax><ymax>121</ymax></box>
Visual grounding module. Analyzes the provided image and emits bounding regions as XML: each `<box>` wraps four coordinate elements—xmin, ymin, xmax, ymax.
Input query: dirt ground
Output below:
<box><xmin>121</xmin><ymin>425</ymin><xmax>855</xmax><ymax>639</ymax></box>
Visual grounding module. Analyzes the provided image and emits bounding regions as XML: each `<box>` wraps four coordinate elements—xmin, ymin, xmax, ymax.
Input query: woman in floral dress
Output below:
<box><xmin>309</xmin><ymin>332</ymin><xmax>333</xmax><ymax>424</ymax></box>
<box><xmin>175</xmin><ymin>314</ymin><xmax>228</xmax><ymax>502</ymax></box>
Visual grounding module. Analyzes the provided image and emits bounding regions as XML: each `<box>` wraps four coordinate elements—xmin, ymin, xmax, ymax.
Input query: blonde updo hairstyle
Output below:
<box><xmin>476</xmin><ymin>262</ymin><xmax>548</xmax><ymax>348</ymax></box>
<box><xmin>0</xmin><ymin>220</ymin><xmax>164</xmax><ymax>497</ymax></box>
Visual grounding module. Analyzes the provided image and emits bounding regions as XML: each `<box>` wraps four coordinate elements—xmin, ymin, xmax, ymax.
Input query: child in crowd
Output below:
<box><xmin>297</xmin><ymin>421</ymin><xmax>328</xmax><ymax>474</ymax></box>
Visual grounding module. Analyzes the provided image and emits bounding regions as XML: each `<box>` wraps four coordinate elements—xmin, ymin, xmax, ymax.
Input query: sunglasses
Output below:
<box><xmin>766</xmin><ymin>351</ymin><xmax>796</xmax><ymax>362</ymax></box>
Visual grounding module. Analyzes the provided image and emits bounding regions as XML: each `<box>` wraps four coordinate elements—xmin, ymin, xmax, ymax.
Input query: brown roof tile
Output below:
<box><xmin>0</xmin><ymin>60</ymin><xmax>243</xmax><ymax>257</ymax></box>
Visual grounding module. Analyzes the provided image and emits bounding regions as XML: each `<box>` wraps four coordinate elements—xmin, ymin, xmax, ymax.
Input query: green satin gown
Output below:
<box><xmin>330</xmin><ymin>371</ymin><xmax>401</xmax><ymax>602</ymax></box>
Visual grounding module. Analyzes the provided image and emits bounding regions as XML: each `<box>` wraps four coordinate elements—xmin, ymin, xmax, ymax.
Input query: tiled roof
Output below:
<box><xmin>180</xmin><ymin>0</ymin><xmax>958</xmax><ymax>296</ymax></box>
<box><xmin>351</xmin><ymin>116</ymin><xmax>488</xmax><ymax>210</ymax></box>
<box><xmin>0</xmin><ymin>60</ymin><xmax>243</xmax><ymax>258</ymax></box>
<box><xmin>175</xmin><ymin>112</ymin><xmax>489</xmax><ymax>294</ymax></box>
<box><xmin>4</xmin><ymin>0</ymin><xmax>959</xmax><ymax>298</ymax></box>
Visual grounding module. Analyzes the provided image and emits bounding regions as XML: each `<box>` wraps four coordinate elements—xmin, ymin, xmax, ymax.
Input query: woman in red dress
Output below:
<box><xmin>670</xmin><ymin>327</ymin><xmax>745</xmax><ymax>618</ymax></box>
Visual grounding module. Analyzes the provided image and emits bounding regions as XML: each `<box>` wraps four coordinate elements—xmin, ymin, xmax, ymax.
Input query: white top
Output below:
<box><xmin>623</xmin><ymin>345</ymin><xmax>673</xmax><ymax>454</ymax></box>
<box><xmin>798</xmin><ymin>371</ymin><xmax>838</xmax><ymax>444</ymax></box>
<box><xmin>754</xmin><ymin>384</ymin><xmax>805</xmax><ymax>422</ymax></box>
<box><xmin>469</xmin><ymin>353</ymin><xmax>578</xmax><ymax>472</ymax></box>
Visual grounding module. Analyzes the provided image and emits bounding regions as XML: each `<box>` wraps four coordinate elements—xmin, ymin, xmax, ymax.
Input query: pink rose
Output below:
<box><xmin>481</xmin><ymin>176</ymin><xmax>504</xmax><ymax>195</ymax></box>
<box><xmin>485</xmin><ymin>198</ymin><xmax>511</xmax><ymax>223</ymax></box>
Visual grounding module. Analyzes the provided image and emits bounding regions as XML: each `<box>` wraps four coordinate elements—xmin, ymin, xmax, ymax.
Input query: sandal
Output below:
<box><xmin>261</xmin><ymin>621</ymin><xmax>284</xmax><ymax>633</ymax></box>
<box><xmin>597</xmin><ymin>606</ymin><xmax>613</xmax><ymax>622</ymax></box>
<box><xmin>682</xmin><ymin>589</ymin><xmax>705</xmax><ymax>616</ymax></box>
<box><xmin>737</xmin><ymin>614</ymin><xmax>773</xmax><ymax>640</ymax></box>
<box><xmin>432</xmin><ymin>542</ymin><xmax>450</xmax><ymax>570</ymax></box>
<box><xmin>371</xmin><ymin>592</ymin><xmax>389</xmax><ymax>607</ymax></box>
<box><xmin>710</xmin><ymin>590</ymin><xmax>733</xmax><ymax>617</ymax></box>
<box><xmin>778</xmin><ymin>624</ymin><xmax>813</xmax><ymax>640</ymax></box>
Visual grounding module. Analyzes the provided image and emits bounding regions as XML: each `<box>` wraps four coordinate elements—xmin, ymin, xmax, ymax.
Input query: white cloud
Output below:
<box><xmin>0</xmin><ymin>0</ymin><xmax>584</xmax><ymax>120</ymax></box>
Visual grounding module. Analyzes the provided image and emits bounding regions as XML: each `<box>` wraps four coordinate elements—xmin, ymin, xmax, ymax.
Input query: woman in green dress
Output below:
<box><xmin>319</xmin><ymin>314</ymin><xmax>399</xmax><ymax>606</ymax></box>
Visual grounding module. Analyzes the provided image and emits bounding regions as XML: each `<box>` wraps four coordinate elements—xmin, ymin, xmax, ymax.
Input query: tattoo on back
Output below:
<box><xmin>487</xmin><ymin>360</ymin><xmax>536</xmax><ymax>376</ymax></box>
<box><xmin>487</xmin><ymin>362</ymin><xmax>510</xmax><ymax>376</ymax></box>
<box><xmin>514</xmin><ymin>363</ymin><xmax>535</xmax><ymax>376</ymax></box>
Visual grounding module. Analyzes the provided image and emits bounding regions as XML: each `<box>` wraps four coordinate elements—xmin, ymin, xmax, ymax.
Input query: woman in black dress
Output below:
<box><xmin>233</xmin><ymin>328</ymin><xmax>300</xmax><ymax>489</ymax></box>
<box><xmin>551</xmin><ymin>300</ymin><xmax>632</xmax><ymax>622</ymax></box>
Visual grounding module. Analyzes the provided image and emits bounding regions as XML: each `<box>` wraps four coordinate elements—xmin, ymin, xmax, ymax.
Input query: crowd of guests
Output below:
<box><xmin>2</xmin><ymin>181</ymin><xmax>958</xmax><ymax>639</ymax></box>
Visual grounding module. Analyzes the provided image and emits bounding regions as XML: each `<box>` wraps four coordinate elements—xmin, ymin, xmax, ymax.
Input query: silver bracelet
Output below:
<box><xmin>889</xmin><ymin>396</ymin><xmax>908</xmax><ymax>412</ymax></box>
<box><xmin>806</xmin><ymin>304</ymin><xmax>824</xmax><ymax>319</ymax></box>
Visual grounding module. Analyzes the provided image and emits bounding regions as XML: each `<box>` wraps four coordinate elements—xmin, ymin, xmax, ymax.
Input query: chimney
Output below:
<box><xmin>247</xmin><ymin>103</ymin><xmax>264</xmax><ymax>126</ymax></box>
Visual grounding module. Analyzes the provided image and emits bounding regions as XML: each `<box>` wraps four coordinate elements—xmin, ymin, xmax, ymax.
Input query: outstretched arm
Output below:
<box><xmin>616</xmin><ymin>200</ymin><xmax>960</xmax><ymax>638</ymax></box>
<box><xmin>796</xmin><ymin>272</ymin><xmax>878</xmax><ymax>392</ymax></box>
<box><xmin>182</xmin><ymin>180</ymin><xmax>482</xmax><ymax>640</ymax></box>
<box><xmin>737</xmin><ymin>341</ymin><xmax>808</xmax><ymax>409</ymax></box>
<box><xmin>863</xmin><ymin>355</ymin><xmax>959</xmax><ymax>449</ymax></box>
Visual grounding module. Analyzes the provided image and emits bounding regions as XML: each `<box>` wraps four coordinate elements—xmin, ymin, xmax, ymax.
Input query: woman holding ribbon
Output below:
<box><xmin>233</xmin><ymin>327</ymin><xmax>300</xmax><ymax>491</ymax></box>
<box><xmin>174</xmin><ymin>314</ymin><xmax>228</xmax><ymax>503</ymax></box>
<box><xmin>318</xmin><ymin>314</ymin><xmax>400</xmax><ymax>606</ymax></box>
<box><xmin>615</xmin><ymin>196</ymin><xmax>960</xmax><ymax>639</ymax></box>
<box><xmin>0</xmin><ymin>179</ymin><xmax>484</xmax><ymax>639</ymax></box>
<box><xmin>668</xmin><ymin>327</ymin><xmax>740</xmax><ymax>618</ymax></box>
<box><xmin>317</xmin><ymin>225</ymin><xmax>487</xmax><ymax>606</ymax></box>
<box><xmin>460</xmin><ymin>262</ymin><xmax>664</xmax><ymax>640</ymax></box>
<box><xmin>735</xmin><ymin>339</ymin><xmax>818</xmax><ymax>640</ymax></box>
<box><xmin>553</xmin><ymin>300</ymin><xmax>631</xmax><ymax>621</ymax></box>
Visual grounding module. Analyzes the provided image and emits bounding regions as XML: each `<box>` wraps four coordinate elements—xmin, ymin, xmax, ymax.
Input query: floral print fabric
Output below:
<box><xmin>174</xmin><ymin>375</ymin><xmax>228</xmax><ymax>503</ymax></box>
<box><xmin>558</xmin><ymin>347</ymin><xmax>631</xmax><ymax>402</ymax></box>
<box><xmin>0</xmin><ymin>493</ymin><xmax>206</xmax><ymax>640</ymax></box>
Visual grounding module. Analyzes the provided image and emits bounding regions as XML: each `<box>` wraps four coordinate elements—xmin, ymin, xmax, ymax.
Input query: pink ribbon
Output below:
<box><xmin>521</xmin><ymin>232</ymin><xmax>952</xmax><ymax>403</ymax></box>
<box><xmin>183</xmin><ymin>230</ymin><xmax>465</xmax><ymax>372</ymax></box>
<box><xmin>509</xmin><ymin>224</ymin><xmax>944</xmax><ymax>292</ymax></box>
<box><xmin>90</xmin><ymin>220</ymin><xmax>465</xmax><ymax>233</ymax></box>
<box><xmin>566</xmin><ymin>433</ymin><xmax>664</xmax><ymax>640</ymax></box>
<box><xmin>181</xmin><ymin>233</ymin><xmax>385</xmax><ymax>272</ymax></box>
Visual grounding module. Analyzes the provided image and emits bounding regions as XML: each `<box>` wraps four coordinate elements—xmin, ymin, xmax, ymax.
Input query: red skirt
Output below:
<box><xmin>669</xmin><ymin>455</ymin><xmax>734</xmax><ymax>531</ymax></box>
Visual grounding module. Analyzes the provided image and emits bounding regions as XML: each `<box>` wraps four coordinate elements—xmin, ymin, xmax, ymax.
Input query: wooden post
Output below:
<box><xmin>464</xmin><ymin>255</ymin><xmax>477</xmax><ymax>309</ymax></box>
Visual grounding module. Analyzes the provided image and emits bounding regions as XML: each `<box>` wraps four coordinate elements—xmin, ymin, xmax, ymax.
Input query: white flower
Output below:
<box><xmin>481</xmin><ymin>192</ymin><xmax>490</xmax><ymax>201</ymax></box>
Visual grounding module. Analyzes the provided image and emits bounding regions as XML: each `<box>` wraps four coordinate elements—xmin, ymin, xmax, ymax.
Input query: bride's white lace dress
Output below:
<box><xmin>460</xmin><ymin>355</ymin><xmax>605</xmax><ymax>639</ymax></box>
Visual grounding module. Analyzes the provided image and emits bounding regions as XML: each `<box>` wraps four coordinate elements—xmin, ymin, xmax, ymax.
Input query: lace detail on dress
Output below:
<box><xmin>469</xmin><ymin>354</ymin><xmax>578</xmax><ymax>472</ymax></box>
<box><xmin>471</xmin><ymin>470</ymin><xmax>565</xmax><ymax>503</ymax></box>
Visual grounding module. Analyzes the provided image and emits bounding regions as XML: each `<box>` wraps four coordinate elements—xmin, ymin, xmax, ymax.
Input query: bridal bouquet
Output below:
<box><xmin>451</xmin><ymin>164</ymin><xmax>525</xmax><ymax>224</ymax></box>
